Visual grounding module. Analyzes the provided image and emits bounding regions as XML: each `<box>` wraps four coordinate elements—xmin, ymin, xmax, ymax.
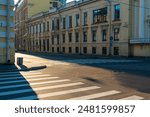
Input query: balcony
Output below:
<box><xmin>130</xmin><ymin>38</ymin><xmax>150</xmax><ymax>44</ymax></box>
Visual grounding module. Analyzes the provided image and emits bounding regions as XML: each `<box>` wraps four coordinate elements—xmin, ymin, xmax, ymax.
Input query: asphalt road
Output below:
<box><xmin>0</xmin><ymin>52</ymin><xmax>150</xmax><ymax>100</ymax></box>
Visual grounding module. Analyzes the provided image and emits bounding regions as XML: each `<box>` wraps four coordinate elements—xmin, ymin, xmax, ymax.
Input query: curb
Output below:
<box><xmin>0</xmin><ymin>65</ymin><xmax>47</xmax><ymax>72</ymax></box>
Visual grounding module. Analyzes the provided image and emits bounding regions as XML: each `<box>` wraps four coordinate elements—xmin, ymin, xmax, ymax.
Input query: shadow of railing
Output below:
<box><xmin>0</xmin><ymin>65</ymin><xmax>38</xmax><ymax>100</ymax></box>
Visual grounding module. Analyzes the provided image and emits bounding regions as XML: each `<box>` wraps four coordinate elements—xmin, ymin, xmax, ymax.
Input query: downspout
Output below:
<box><xmin>6</xmin><ymin>0</ymin><xmax>11</xmax><ymax>63</ymax></box>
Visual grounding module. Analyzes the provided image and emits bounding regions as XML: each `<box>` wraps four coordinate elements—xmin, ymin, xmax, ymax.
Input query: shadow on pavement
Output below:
<box><xmin>21</xmin><ymin>52</ymin><xmax>150</xmax><ymax>78</ymax></box>
<box><xmin>0</xmin><ymin>65</ymin><xmax>38</xmax><ymax>100</ymax></box>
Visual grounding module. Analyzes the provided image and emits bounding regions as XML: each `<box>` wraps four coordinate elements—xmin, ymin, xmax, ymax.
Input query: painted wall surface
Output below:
<box><xmin>130</xmin><ymin>0</ymin><xmax>150</xmax><ymax>57</ymax></box>
<box><xmin>0</xmin><ymin>0</ymin><xmax>15</xmax><ymax>64</ymax></box>
<box><xmin>28</xmin><ymin>0</ymin><xmax>52</xmax><ymax>17</ymax></box>
<box><xmin>28</xmin><ymin>0</ymin><xmax>130</xmax><ymax>56</ymax></box>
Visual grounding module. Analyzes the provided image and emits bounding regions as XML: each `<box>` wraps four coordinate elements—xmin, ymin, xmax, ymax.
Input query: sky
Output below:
<box><xmin>14</xmin><ymin>0</ymin><xmax>74</xmax><ymax>4</ymax></box>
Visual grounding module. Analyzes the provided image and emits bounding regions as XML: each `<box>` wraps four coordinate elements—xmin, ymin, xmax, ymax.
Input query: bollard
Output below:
<box><xmin>17</xmin><ymin>57</ymin><xmax>23</xmax><ymax>65</ymax></box>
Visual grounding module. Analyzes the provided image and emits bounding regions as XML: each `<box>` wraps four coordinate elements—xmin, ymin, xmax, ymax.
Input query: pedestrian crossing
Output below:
<box><xmin>0</xmin><ymin>71</ymin><xmax>144</xmax><ymax>100</ymax></box>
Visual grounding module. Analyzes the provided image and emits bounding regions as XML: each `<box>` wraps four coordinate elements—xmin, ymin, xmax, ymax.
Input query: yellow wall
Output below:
<box><xmin>131</xmin><ymin>45</ymin><xmax>150</xmax><ymax>57</ymax></box>
<box><xmin>28</xmin><ymin>0</ymin><xmax>52</xmax><ymax>17</ymax></box>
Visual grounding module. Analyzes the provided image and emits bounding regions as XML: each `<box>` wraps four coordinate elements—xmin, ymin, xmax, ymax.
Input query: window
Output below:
<box><xmin>52</xmin><ymin>20</ymin><xmax>54</xmax><ymax>30</ymax></box>
<box><xmin>63</xmin><ymin>17</ymin><xmax>66</xmax><ymax>29</ymax></box>
<box><xmin>102</xmin><ymin>29</ymin><xmax>107</xmax><ymax>41</ymax></box>
<box><xmin>75</xmin><ymin>32</ymin><xmax>79</xmax><ymax>42</ymax></box>
<box><xmin>62</xmin><ymin>34</ymin><xmax>65</xmax><ymax>43</ymax></box>
<box><xmin>92</xmin><ymin>30</ymin><xmax>96</xmax><ymax>42</ymax></box>
<box><xmin>47</xmin><ymin>21</ymin><xmax>49</xmax><ymax>31</ymax></box>
<box><xmin>52</xmin><ymin>47</ymin><xmax>54</xmax><ymax>52</ymax></box>
<box><xmin>36</xmin><ymin>25</ymin><xmax>38</xmax><ymax>34</ymax></box>
<box><xmin>114</xmin><ymin>28</ymin><xmax>120</xmax><ymax>41</ymax></box>
<box><xmin>93</xmin><ymin>7</ymin><xmax>107</xmax><ymax>24</ymax></box>
<box><xmin>92</xmin><ymin>47</ymin><xmax>96</xmax><ymax>54</ymax></box>
<box><xmin>40</xmin><ymin>24</ymin><xmax>41</xmax><ymax>33</ymax></box>
<box><xmin>69</xmin><ymin>47</ymin><xmax>72</xmax><ymax>53</ymax></box>
<box><xmin>39</xmin><ymin>40</ymin><xmax>41</xmax><ymax>51</ymax></box>
<box><xmin>76</xmin><ymin>14</ymin><xmax>79</xmax><ymax>27</ymax></box>
<box><xmin>69</xmin><ymin>33</ymin><xmax>72</xmax><ymax>42</ymax></box>
<box><xmin>62</xmin><ymin>47</ymin><xmax>65</xmax><ymax>53</ymax></box>
<box><xmin>83</xmin><ymin>31</ymin><xmax>87</xmax><ymax>42</ymax></box>
<box><xmin>33</xmin><ymin>26</ymin><xmax>35</xmax><ymax>34</ymax></box>
<box><xmin>114</xmin><ymin>47</ymin><xmax>119</xmax><ymax>55</ymax></box>
<box><xmin>47</xmin><ymin>39</ymin><xmax>49</xmax><ymax>51</ymax></box>
<box><xmin>57</xmin><ymin>34</ymin><xmax>59</xmax><ymax>44</ymax></box>
<box><xmin>102</xmin><ymin>47</ymin><xmax>107</xmax><ymax>55</ymax></box>
<box><xmin>75</xmin><ymin>47</ymin><xmax>79</xmax><ymax>53</ymax></box>
<box><xmin>43</xmin><ymin>23</ymin><xmax>45</xmax><ymax>32</ymax></box>
<box><xmin>57</xmin><ymin>47</ymin><xmax>59</xmax><ymax>53</ymax></box>
<box><xmin>83</xmin><ymin>47</ymin><xmax>87</xmax><ymax>54</ymax></box>
<box><xmin>69</xmin><ymin>16</ymin><xmax>72</xmax><ymax>28</ymax></box>
<box><xmin>43</xmin><ymin>40</ymin><xmax>46</xmax><ymax>51</ymax></box>
<box><xmin>84</xmin><ymin>12</ymin><xmax>88</xmax><ymax>25</ymax></box>
<box><xmin>114</xmin><ymin>4</ymin><xmax>120</xmax><ymax>21</ymax></box>
<box><xmin>56</xmin><ymin>19</ymin><xmax>59</xmax><ymax>30</ymax></box>
<box><xmin>52</xmin><ymin>35</ymin><xmax>54</xmax><ymax>45</ymax></box>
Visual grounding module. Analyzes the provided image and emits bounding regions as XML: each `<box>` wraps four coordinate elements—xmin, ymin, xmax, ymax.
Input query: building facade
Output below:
<box><xmin>15</xmin><ymin>0</ymin><xmax>59</xmax><ymax>51</ymax></box>
<box><xmin>130</xmin><ymin>0</ymin><xmax>150</xmax><ymax>57</ymax></box>
<box><xmin>27</xmin><ymin>0</ymin><xmax>130</xmax><ymax>56</ymax></box>
<box><xmin>0</xmin><ymin>0</ymin><xmax>15</xmax><ymax>64</ymax></box>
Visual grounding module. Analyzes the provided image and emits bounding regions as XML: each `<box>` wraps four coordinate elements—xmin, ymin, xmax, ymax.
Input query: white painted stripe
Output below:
<box><xmin>0</xmin><ymin>76</ymin><xmax>24</xmax><ymax>81</ymax></box>
<box><xmin>67</xmin><ymin>90</ymin><xmax>120</xmax><ymax>100</ymax></box>
<box><xmin>0</xmin><ymin>71</ymin><xmax>20</xmax><ymax>75</ymax></box>
<box><xmin>38</xmin><ymin>86</ymin><xmax>100</xmax><ymax>99</ymax></box>
<box><xmin>0</xmin><ymin>74</ymin><xmax>23</xmax><ymax>77</ymax></box>
<box><xmin>21</xmin><ymin>72</ymin><xmax>43</xmax><ymax>75</ymax></box>
<box><xmin>0</xmin><ymin>75</ymin><xmax>51</xmax><ymax>81</ymax></box>
<box><xmin>0</xmin><ymin>82</ymin><xmax>84</xmax><ymax>97</ymax></box>
<box><xmin>119</xmin><ymin>95</ymin><xmax>144</xmax><ymax>100</ymax></box>
<box><xmin>30</xmin><ymin>79</ymin><xmax>71</xmax><ymax>86</ymax></box>
<box><xmin>0</xmin><ymin>79</ymin><xmax>71</xmax><ymax>90</ymax></box>
<box><xmin>25</xmin><ymin>74</ymin><xmax>51</xmax><ymax>78</ymax></box>
<box><xmin>0</xmin><ymin>74</ymin><xmax>48</xmax><ymax>78</ymax></box>
<box><xmin>12</xmin><ymin>95</ymin><xmax>38</xmax><ymax>100</ymax></box>
<box><xmin>27</xmin><ymin>77</ymin><xmax>59</xmax><ymax>81</ymax></box>
<box><xmin>34</xmin><ymin>82</ymin><xmax>84</xmax><ymax>91</ymax></box>
<box><xmin>0</xmin><ymin>76</ymin><xmax>56</xmax><ymax>81</ymax></box>
<box><xmin>0</xmin><ymin>72</ymin><xmax>42</xmax><ymax>76</ymax></box>
<box><xmin>0</xmin><ymin>77</ymin><xmax>59</xmax><ymax>84</ymax></box>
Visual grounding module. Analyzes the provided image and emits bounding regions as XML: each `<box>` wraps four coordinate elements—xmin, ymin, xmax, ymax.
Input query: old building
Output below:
<box><xmin>130</xmin><ymin>0</ymin><xmax>150</xmax><ymax>57</ymax></box>
<box><xmin>0</xmin><ymin>0</ymin><xmax>15</xmax><ymax>64</ymax></box>
<box><xmin>15</xmin><ymin>0</ymin><xmax>66</xmax><ymax>51</ymax></box>
<box><xmin>27</xmin><ymin>0</ymin><xmax>130</xmax><ymax>56</ymax></box>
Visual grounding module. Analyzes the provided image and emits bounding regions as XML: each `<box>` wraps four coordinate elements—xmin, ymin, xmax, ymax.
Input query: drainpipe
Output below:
<box><xmin>107</xmin><ymin>0</ymin><xmax>113</xmax><ymax>56</ymax></box>
<box><xmin>79</xmin><ymin>6</ymin><xmax>82</xmax><ymax>55</ymax></box>
<box><xmin>6</xmin><ymin>0</ymin><xmax>11</xmax><ymax>63</ymax></box>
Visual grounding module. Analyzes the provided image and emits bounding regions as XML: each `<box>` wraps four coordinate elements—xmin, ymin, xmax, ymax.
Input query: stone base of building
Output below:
<box><xmin>130</xmin><ymin>45</ymin><xmax>150</xmax><ymax>57</ymax></box>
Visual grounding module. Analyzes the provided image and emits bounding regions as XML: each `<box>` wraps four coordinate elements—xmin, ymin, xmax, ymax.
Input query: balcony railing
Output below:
<box><xmin>130</xmin><ymin>38</ymin><xmax>150</xmax><ymax>44</ymax></box>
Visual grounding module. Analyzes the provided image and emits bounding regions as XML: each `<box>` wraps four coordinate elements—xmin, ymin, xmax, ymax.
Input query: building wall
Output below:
<box><xmin>28</xmin><ymin>0</ymin><xmax>52</xmax><ymax>17</ymax></box>
<box><xmin>0</xmin><ymin>0</ymin><xmax>15</xmax><ymax>64</ymax></box>
<box><xmin>28</xmin><ymin>0</ymin><xmax>130</xmax><ymax>56</ymax></box>
<box><xmin>130</xmin><ymin>0</ymin><xmax>150</xmax><ymax>57</ymax></box>
<box><xmin>15</xmin><ymin>0</ymin><xmax>54</xmax><ymax>51</ymax></box>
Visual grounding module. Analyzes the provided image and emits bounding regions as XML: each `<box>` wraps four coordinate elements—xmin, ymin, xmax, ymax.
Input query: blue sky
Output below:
<box><xmin>14</xmin><ymin>0</ymin><xmax>74</xmax><ymax>4</ymax></box>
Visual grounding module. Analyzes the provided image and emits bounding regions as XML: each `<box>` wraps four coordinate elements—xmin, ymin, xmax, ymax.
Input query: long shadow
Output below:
<box><xmin>0</xmin><ymin>64</ymin><xmax>38</xmax><ymax>100</ymax></box>
<box><xmin>19</xmin><ymin>52</ymin><xmax>150</xmax><ymax>94</ymax></box>
<box><xmin>22</xmin><ymin>52</ymin><xmax>150</xmax><ymax>78</ymax></box>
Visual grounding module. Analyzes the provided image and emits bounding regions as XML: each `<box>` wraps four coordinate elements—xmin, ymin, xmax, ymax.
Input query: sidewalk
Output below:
<box><xmin>0</xmin><ymin>57</ymin><xmax>47</xmax><ymax>72</ymax></box>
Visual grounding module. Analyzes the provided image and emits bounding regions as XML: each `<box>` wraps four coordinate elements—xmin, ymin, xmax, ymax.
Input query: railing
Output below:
<box><xmin>130</xmin><ymin>38</ymin><xmax>150</xmax><ymax>44</ymax></box>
